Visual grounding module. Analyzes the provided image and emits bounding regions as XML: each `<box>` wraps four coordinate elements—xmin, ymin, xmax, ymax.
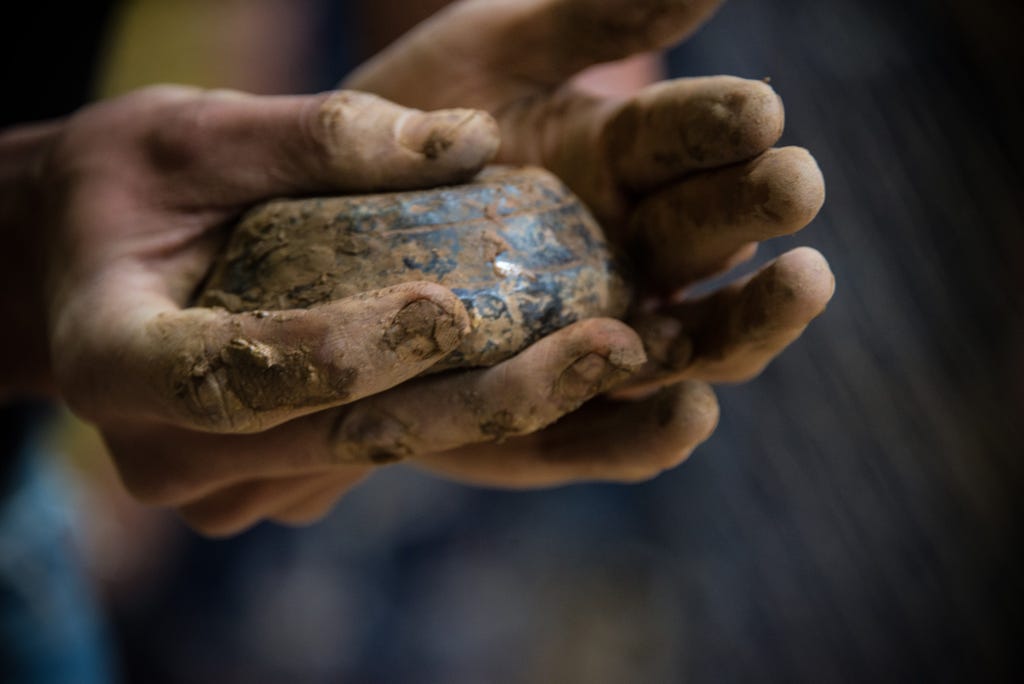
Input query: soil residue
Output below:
<box><xmin>198</xmin><ymin>166</ymin><xmax>631</xmax><ymax>371</ymax></box>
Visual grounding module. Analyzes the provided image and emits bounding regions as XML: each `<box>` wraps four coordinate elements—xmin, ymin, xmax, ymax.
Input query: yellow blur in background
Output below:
<box><xmin>98</xmin><ymin>0</ymin><xmax>318</xmax><ymax>97</ymax></box>
<box><xmin>52</xmin><ymin>0</ymin><xmax>322</xmax><ymax>597</ymax></box>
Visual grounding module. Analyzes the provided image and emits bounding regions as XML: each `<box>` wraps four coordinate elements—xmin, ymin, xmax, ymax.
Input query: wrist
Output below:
<box><xmin>0</xmin><ymin>119</ymin><xmax>64</xmax><ymax>399</ymax></box>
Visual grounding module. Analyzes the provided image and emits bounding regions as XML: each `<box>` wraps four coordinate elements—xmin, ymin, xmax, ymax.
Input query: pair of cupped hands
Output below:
<box><xmin>2</xmin><ymin>0</ymin><xmax>832</xmax><ymax>535</ymax></box>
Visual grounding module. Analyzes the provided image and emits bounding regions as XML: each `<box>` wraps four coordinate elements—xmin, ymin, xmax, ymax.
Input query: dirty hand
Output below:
<box><xmin>0</xmin><ymin>86</ymin><xmax>501</xmax><ymax>530</ymax></box>
<box><xmin>347</xmin><ymin>0</ymin><xmax>835</xmax><ymax>395</ymax></box>
<box><xmin>336</xmin><ymin>0</ymin><xmax>833</xmax><ymax>486</ymax></box>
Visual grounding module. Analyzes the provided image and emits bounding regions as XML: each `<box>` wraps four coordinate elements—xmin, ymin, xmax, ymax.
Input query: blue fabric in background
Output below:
<box><xmin>0</xmin><ymin>429</ymin><xmax>116</xmax><ymax>683</ymax></box>
<box><xmin>1</xmin><ymin>3</ymin><xmax>118</xmax><ymax>678</ymax></box>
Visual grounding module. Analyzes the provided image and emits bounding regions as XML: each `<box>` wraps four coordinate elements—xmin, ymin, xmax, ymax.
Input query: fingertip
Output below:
<box><xmin>726</xmin><ymin>246</ymin><xmax>834</xmax><ymax>347</ymax></box>
<box><xmin>373</xmin><ymin>281</ymin><xmax>472</xmax><ymax>361</ymax></box>
<box><xmin>619</xmin><ymin>381</ymin><xmax>719</xmax><ymax>478</ymax></box>
<box><xmin>311</xmin><ymin>91</ymin><xmax>499</xmax><ymax>191</ymax></box>
<box><xmin>770</xmin><ymin>247</ymin><xmax>836</xmax><ymax>320</ymax></box>
<box><xmin>750</xmin><ymin>147</ymin><xmax>826</xmax><ymax>234</ymax></box>
<box><xmin>397</xmin><ymin>107</ymin><xmax>500</xmax><ymax>179</ymax></box>
<box><xmin>606</xmin><ymin>75</ymin><xmax>787</xmax><ymax>190</ymax></box>
<box><xmin>739</xmin><ymin>77</ymin><xmax>786</xmax><ymax>149</ymax></box>
<box><xmin>672</xmin><ymin>380</ymin><xmax>720</xmax><ymax>445</ymax></box>
<box><xmin>701</xmin><ymin>76</ymin><xmax>786</xmax><ymax>162</ymax></box>
<box><xmin>551</xmin><ymin>318</ymin><xmax>648</xmax><ymax>403</ymax></box>
<box><xmin>568</xmin><ymin>317</ymin><xmax>648</xmax><ymax>370</ymax></box>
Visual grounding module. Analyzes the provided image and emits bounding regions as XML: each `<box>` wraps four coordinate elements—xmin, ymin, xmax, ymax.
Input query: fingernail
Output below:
<box><xmin>384</xmin><ymin>299</ymin><xmax>462</xmax><ymax>362</ymax></box>
<box><xmin>398</xmin><ymin>109</ymin><xmax>499</xmax><ymax>165</ymax></box>
<box><xmin>331</xmin><ymin>407</ymin><xmax>411</xmax><ymax>465</ymax></box>
<box><xmin>557</xmin><ymin>353</ymin><xmax>620</xmax><ymax>402</ymax></box>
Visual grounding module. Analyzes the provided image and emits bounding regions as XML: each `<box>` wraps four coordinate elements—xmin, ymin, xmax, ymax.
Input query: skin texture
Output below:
<box><xmin>0</xmin><ymin>0</ymin><xmax>834</xmax><ymax>536</ymax></box>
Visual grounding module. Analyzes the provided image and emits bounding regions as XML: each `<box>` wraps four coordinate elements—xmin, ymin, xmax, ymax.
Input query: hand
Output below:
<box><xmin>338</xmin><ymin>0</ymin><xmax>834</xmax><ymax>482</ymax></box>
<box><xmin>347</xmin><ymin>0</ymin><xmax>833</xmax><ymax>389</ymax></box>
<box><xmin>0</xmin><ymin>85</ymin><xmax>501</xmax><ymax>530</ymax></box>
<box><xmin>2</xmin><ymin>1</ymin><xmax>835</xmax><ymax>537</ymax></box>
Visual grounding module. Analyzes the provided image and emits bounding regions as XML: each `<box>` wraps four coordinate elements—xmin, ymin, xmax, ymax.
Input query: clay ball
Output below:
<box><xmin>197</xmin><ymin>166</ymin><xmax>632</xmax><ymax>370</ymax></box>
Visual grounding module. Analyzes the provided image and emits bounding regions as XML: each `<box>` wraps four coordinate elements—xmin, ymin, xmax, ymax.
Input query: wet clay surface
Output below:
<box><xmin>199</xmin><ymin>166</ymin><xmax>631</xmax><ymax>370</ymax></box>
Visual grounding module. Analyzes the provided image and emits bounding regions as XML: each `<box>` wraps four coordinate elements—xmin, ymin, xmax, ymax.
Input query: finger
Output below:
<box><xmin>102</xmin><ymin>318</ymin><xmax>645</xmax><ymax>507</ymax></box>
<box><xmin>604</xmin><ymin>77</ymin><xmax>785</xmax><ymax>192</ymax></box>
<box><xmin>177</xmin><ymin>382</ymin><xmax>715</xmax><ymax>536</ymax></box>
<box><xmin>683</xmin><ymin>247</ymin><xmax>835</xmax><ymax>382</ymax></box>
<box><xmin>618</xmin><ymin>247</ymin><xmax>835</xmax><ymax>396</ymax></box>
<box><xmin>61</xmin><ymin>281</ymin><xmax>470</xmax><ymax>432</ymax></box>
<box><xmin>347</xmin><ymin>0</ymin><xmax>724</xmax><ymax>99</ymax></box>
<box><xmin>145</xmin><ymin>87</ymin><xmax>499</xmax><ymax>204</ymax></box>
<box><xmin>177</xmin><ymin>470</ymin><xmax>367</xmax><ymax>538</ymax></box>
<box><xmin>414</xmin><ymin>381</ymin><xmax>718</xmax><ymax>487</ymax></box>
<box><xmin>156</xmin><ymin>353</ymin><xmax>710</xmax><ymax>538</ymax></box>
<box><xmin>327</xmin><ymin>317</ymin><xmax>647</xmax><ymax>463</ymax></box>
<box><xmin>530</xmin><ymin>0</ymin><xmax>725</xmax><ymax>80</ymax></box>
<box><xmin>627</xmin><ymin>147</ymin><xmax>825</xmax><ymax>290</ymax></box>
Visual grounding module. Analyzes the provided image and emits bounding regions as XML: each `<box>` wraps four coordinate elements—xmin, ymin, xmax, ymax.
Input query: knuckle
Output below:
<box><xmin>477</xmin><ymin>382</ymin><xmax>558</xmax><ymax>441</ymax></box>
<box><xmin>45</xmin><ymin>85</ymin><xmax>206</xmax><ymax>184</ymax></box>
<box><xmin>167</xmin><ymin>351</ymin><xmax>261</xmax><ymax>433</ymax></box>
<box><xmin>155</xmin><ymin>313</ymin><xmax>355</xmax><ymax>434</ymax></box>
<box><xmin>479</xmin><ymin>408</ymin><xmax>536</xmax><ymax>442</ymax></box>
<box><xmin>307</xmin><ymin>91</ymin><xmax>369</xmax><ymax>166</ymax></box>
<box><xmin>144</xmin><ymin>90</ymin><xmax>224</xmax><ymax>172</ymax></box>
<box><xmin>154</xmin><ymin>313</ymin><xmax>343</xmax><ymax>433</ymax></box>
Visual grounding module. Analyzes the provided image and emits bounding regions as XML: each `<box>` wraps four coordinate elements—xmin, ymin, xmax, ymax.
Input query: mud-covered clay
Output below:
<box><xmin>198</xmin><ymin>166</ymin><xmax>632</xmax><ymax>370</ymax></box>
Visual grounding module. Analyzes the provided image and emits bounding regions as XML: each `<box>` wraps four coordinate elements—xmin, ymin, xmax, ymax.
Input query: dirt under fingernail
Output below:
<box><xmin>399</xmin><ymin>110</ymin><xmax>476</xmax><ymax>159</ymax></box>
<box><xmin>384</xmin><ymin>299</ymin><xmax>458</xmax><ymax>361</ymax></box>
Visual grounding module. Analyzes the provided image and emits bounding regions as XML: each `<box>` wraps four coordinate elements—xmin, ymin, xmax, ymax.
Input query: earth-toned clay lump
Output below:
<box><xmin>198</xmin><ymin>166</ymin><xmax>631</xmax><ymax>370</ymax></box>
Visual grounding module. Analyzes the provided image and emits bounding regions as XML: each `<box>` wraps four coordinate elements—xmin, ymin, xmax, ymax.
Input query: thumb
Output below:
<box><xmin>56</xmin><ymin>280</ymin><xmax>472</xmax><ymax>434</ymax></box>
<box><xmin>346</xmin><ymin>0</ymin><xmax>723</xmax><ymax>105</ymax></box>
<box><xmin>145</xmin><ymin>87</ymin><xmax>500</xmax><ymax>205</ymax></box>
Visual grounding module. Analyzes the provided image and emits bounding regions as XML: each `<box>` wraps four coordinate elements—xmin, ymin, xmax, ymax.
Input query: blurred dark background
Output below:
<box><xmin>10</xmin><ymin>0</ymin><xmax>1023</xmax><ymax>681</ymax></box>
